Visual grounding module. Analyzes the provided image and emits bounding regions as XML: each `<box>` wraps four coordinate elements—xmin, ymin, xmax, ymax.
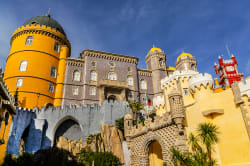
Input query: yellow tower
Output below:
<box><xmin>4</xmin><ymin>14</ymin><xmax>71</xmax><ymax>109</ymax></box>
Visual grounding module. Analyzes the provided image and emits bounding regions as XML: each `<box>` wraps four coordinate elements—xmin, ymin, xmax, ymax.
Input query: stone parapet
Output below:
<box><xmin>189</xmin><ymin>73</ymin><xmax>214</xmax><ymax>92</ymax></box>
<box><xmin>161</xmin><ymin>70</ymin><xmax>199</xmax><ymax>89</ymax></box>
<box><xmin>238</xmin><ymin>77</ymin><xmax>250</xmax><ymax>97</ymax></box>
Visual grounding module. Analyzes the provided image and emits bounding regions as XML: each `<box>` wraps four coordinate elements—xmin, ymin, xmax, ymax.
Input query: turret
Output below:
<box><xmin>168</xmin><ymin>88</ymin><xmax>185</xmax><ymax>130</ymax></box>
<box><xmin>176</xmin><ymin>52</ymin><xmax>197</xmax><ymax>71</ymax></box>
<box><xmin>124</xmin><ymin>113</ymin><xmax>133</xmax><ymax>138</ymax></box>
<box><xmin>214</xmin><ymin>55</ymin><xmax>244</xmax><ymax>87</ymax></box>
<box><xmin>3</xmin><ymin>14</ymin><xmax>71</xmax><ymax>109</ymax></box>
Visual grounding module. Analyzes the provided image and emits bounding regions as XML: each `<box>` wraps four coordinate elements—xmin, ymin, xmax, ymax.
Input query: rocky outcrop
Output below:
<box><xmin>56</xmin><ymin>136</ymin><xmax>82</xmax><ymax>156</ymax></box>
<box><xmin>84</xmin><ymin>124</ymin><xmax>125</xmax><ymax>165</ymax></box>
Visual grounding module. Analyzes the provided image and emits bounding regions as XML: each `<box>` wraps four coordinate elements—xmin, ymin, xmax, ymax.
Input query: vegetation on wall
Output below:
<box><xmin>3</xmin><ymin>147</ymin><xmax>122</xmax><ymax>166</ymax></box>
<box><xmin>171</xmin><ymin>123</ymin><xmax>219</xmax><ymax>166</ymax></box>
<box><xmin>77</xmin><ymin>148</ymin><xmax>122</xmax><ymax>166</ymax></box>
<box><xmin>115</xmin><ymin>117</ymin><xmax>124</xmax><ymax>135</ymax></box>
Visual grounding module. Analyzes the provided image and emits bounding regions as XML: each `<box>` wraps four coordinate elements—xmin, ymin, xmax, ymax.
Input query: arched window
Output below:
<box><xmin>19</xmin><ymin>61</ymin><xmax>28</xmax><ymax>72</ymax></box>
<box><xmin>25</xmin><ymin>36</ymin><xmax>33</xmax><ymax>45</ymax></box>
<box><xmin>90</xmin><ymin>71</ymin><xmax>97</xmax><ymax>81</ymax></box>
<box><xmin>90</xmin><ymin>87</ymin><xmax>96</xmax><ymax>96</ymax></box>
<box><xmin>73</xmin><ymin>71</ymin><xmax>80</xmax><ymax>81</ymax></box>
<box><xmin>140</xmin><ymin>79</ymin><xmax>147</xmax><ymax>89</ymax></box>
<box><xmin>108</xmin><ymin>72</ymin><xmax>117</xmax><ymax>80</ymax></box>
<box><xmin>127</xmin><ymin>76</ymin><xmax>133</xmax><ymax>86</ymax></box>
<box><xmin>159</xmin><ymin>58</ymin><xmax>164</xmax><ymax>66</ymax></box>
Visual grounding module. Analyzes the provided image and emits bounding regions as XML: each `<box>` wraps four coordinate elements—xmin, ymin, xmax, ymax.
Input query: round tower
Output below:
<box><xmin>175</xmin><ymin>52</ymin><xmax>197</xmax><ymax>71</ymax></box>
<box><xmin>168</xmin><ymin>88</ymin><xmax>185</xmax><ymax>129</ymax></box>
<box><xmin>124</xmin><ymin>113</ymin><xmax>133</xmax><ymax>138</ymax></box>
<box><xmin>4</xmin><ymin>14</ymin><xmax>71</xmax><ymax>109</ymax></box>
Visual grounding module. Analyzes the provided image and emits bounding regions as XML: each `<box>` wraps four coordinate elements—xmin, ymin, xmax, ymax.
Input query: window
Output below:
<box><xmin>72</xmin><ymin>87</ymin><xmax>79</xmax><ymax>96</ymax></box>
<box><xmin>50</xmin><ymin>66</ymin><xmax>57</xmax><ymax>78</ymax></box>
<box><xmin>127</xmin><ymin>76</ymin><xmax>133</xmax><ymax>86</ymax></box>
<box><xmin>91</xmin><ymin>61</ymin><xmax>96</xmax><ymax>67</ymax></box>
<box><xmin>159</xmin><ymin>58</ymin><xmax>164</xmax><ymax>66</ymax></box>
<box><xmin>90</xmin><ymin>87</ymin><xmax>96</xmax><ymax>96</ymax></box>
<box><xmin>109</xmin><ymin>61</ymin><xmax>115</xmax><ymax>67</ymax></box>
<box><xmin>140</xmin><ymin>79</ymin><xmax>147</xmax><ymax>89</ymax></box>
<box><xmin>16</xmin><ymin>78</ymin><xmax>23</xmax><ymax>87</ymax></box>
<box><xmin>48</xmin><ymin>83</ymin><xmax>54</xmax><ymax>93</ymax></box>
<box><xmin>128</xmin><ymin>91</ymin><xmax>133</xmax><ymax>98</ymax></box>
<box><xmin>183</xmin><ymin>88</ymin><xmax>190</xmax><ymax>96</ymax></box>
<box><xmin>90</xmin><ymin>71</ymin><xmax>97</xmax><ymax>81</ymax></box>
<box><xmin>25</xmin><ymin>36</ymin><xmax>33</xmax><ymax>45</ymax></box>
<box><xmin>73</xmin><ymin>71</ymin><xmax>80</xmax><ymax>81</ymax></box>
<box><xmin>108</xmin><ymin>72</ymin><xmax>117</xmax><ymax>80</ymax></box>
<box><xmin>19</xmin><ymin>61</ymin><xmax>28</xmax><ymax>72</ymax></box>
<box><xmin>54</xmin><ymin>42</ymin><xmax>60</xmax><ymax>53</ymax></box>
<box><xmin>128</xmin><ymin>67</ymin><xmax>132</xmax><ymax>72</ymax></box>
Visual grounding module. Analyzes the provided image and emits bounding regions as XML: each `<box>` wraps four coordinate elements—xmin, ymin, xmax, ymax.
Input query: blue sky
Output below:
<box><xmin>0</xmin><ymin>0</ymin><xmax>250</xmax><ymax>78</ymax></box>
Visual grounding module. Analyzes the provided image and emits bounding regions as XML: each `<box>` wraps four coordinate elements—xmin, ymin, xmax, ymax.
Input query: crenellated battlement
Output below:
<box><xmin>11</xmin><ymin>24</ymin><xmax>70</xmax><ymax>48</ymax></box>
<box><xmin>161</xmin><ymin>70</ymin><xmax>199</xmax><ymax>89</ymax></box>
<box><xmin>153</xmin><ymin>95</ymin><xmax>165</xmax><ymax>107</ymax></box>
<box><xmin>128</xmin><ymin>113</ymin><xmax>172</xmax><ymax>138</ymax></box>
<box><xmin>238</xmin><ymin>76</ymin><xmax>250</xmax><ymax>97</ymax></box>
<box><xmin>189</xmin><ymin>73</ymin><xmax>214</xmax><ymax>92</ymax></box>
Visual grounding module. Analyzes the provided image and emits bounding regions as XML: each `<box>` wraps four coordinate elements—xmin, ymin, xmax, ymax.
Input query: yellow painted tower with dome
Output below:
<box><xmin>4</xmin><ymin>13</ymin><xmax>71</xmax><ymax>109</ymax></box>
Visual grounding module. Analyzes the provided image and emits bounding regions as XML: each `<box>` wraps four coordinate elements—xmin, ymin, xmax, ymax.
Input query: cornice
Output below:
<box><xmin>137</xmin><ymin>69</ymin><xmax>152</xmax><ymax>77</ymax></box>
<box><xmin>82</xmin><ymin>49</ymin><xmax>138</xmax><ymax>64</ymax></box>
<box><xmin>11</xmin><ymin>25</ymin><xmax>71</xmax><ymax>50</ymax></box>
<box><xmin>66</xmin><ymin>58</ymin><xmax>84</xmax><ymax>67</ymax></box>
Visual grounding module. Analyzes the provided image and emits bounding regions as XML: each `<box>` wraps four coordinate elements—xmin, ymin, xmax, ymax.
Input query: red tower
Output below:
<box><xmin>214</xmin><ymin>55</ymin><xmax>244</xmax><ymax>87</ymax></box>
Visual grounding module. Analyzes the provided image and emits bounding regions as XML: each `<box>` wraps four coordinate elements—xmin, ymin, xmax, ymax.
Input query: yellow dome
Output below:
<box><xmin>176</xmin><ymin>52</ymin><xmax>192</xmax><ymax>61</ymax></box>
<box><xmin>148</xmin><ymin>45</ymin><xmax>163</xmax><ymax>54</ymax></box>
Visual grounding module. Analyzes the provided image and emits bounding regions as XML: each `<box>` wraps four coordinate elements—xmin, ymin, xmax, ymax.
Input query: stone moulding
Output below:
<box><xmin>137</xmin><ymin>69</ymin><xmax>152</xmax><ymax>77</ymax></box>
<box><xmin>82</xmin><ymin>49</ymin><xmax>138</xmax><ymax>64</ymax></box>
<box><xmin>202</xmin><ymin>109</ymin><xmax>224</xmax><ymax>116</ymax></box>
<box><xmin>11</xmin><ymin>24</ymin><xmax>71</xmax><ymax>49</ymax></box>
<box><xmin>188</xmin><ymin>73</ymin><xmax>214</xmax><ymax>92</ymax></box>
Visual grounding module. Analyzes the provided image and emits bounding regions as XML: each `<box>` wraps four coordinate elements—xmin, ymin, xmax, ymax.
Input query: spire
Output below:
<box><xmin>45</xmin><ymin>8</ymin><xmax>51</xmax><ymax>17</ymax></box>
<box><xmin>153</xmin><ymin>44</ymin><xmax>155</xmax><ymax>48</ymax></box>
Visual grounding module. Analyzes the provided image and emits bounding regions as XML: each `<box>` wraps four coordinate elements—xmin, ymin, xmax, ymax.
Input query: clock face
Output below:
<box><xmin>226</xmin><ymin>66</ymin><xmax>234</xmax><ymax>72</ymax></box>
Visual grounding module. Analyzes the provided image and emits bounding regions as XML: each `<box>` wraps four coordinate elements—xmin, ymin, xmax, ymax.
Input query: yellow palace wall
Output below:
<box><xmin>0</xmin><ymin>114</ymin><xmax>13</xmax><ymax>164</ymax></box>
<box><xmin>161</xmin><ymin>77</ymin><xmax>250</xmax><ymax>166</ymax></box>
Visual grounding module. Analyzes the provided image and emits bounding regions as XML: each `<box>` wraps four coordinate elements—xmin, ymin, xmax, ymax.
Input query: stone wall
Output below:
<box><xmin>7</xmin><ymin>101</ymin><xmax>131</xmax><ymax>155</ymax></box>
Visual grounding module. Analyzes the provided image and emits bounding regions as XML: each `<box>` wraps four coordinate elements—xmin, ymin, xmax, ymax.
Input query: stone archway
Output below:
<box><xmin>53</xmin><ymin>118</ymin><xmax>83</xmax><ymax>155</ymax></box>
<box><xmin>108</xmin><ymin>95</ymin><xmax>117</xmax><ymax>102</ymax></box>
<box><xmin>19</xmin><ymin>125</ymin><xmax>30</xmax><ymax>154</ymax></box>
<box><xmin>148</xmin><ymin>141</ymin><xmax>163</xmax><ymax>166</ymax></box>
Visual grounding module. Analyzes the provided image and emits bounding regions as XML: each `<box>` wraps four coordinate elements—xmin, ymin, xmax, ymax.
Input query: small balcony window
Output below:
<box><xmin>25</xmin><ymin>36</ymin><xmax>33</xmax><ymax>45</ymax></box>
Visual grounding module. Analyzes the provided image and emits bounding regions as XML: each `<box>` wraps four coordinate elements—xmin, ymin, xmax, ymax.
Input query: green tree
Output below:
<box><xmin>115</xmin><ymin>117</ymin><xmax>124</xmax><ymax>135</ymax></box>
<box><xmin>77</xmin><ymin>148</ymin><xmax>122</xmax><ymax>166</ymax></box>
<box><xmin>128</xmin><ymin>101</ymin><xmax>144</xmax><ymax>123</ymax></box>
<box><xmin>171</xmin><ymin>122</ymin><xmax>219</xmax><ymax>166</ymax></box>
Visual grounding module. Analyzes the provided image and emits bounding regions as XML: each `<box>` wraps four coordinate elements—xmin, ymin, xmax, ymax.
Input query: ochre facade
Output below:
<box><xmin>0</xmin><ymin>69</ymin><xmax>16</xmax><ymax>164</ymax></box>
<box><xmin>159</xmin><ymin>68</ymin><xmax>250</xmax><ymax>165</ymax></box>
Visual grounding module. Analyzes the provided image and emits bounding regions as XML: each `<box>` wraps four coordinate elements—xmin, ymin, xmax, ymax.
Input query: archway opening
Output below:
<box><xmin>148</xmin><ymin>141</ymin><xmax>163</xmax><ymax>166</ymax></box>
<box><xmin>19</xmin><ymin>125</ymin><xmax>30</xmax><ymax>154</ymax></box>
<box><xmin>108</xmin><ymin>95</ymin><xmax>117</xmax><ymax>102</ymax></box>
<box><xmin>54</xmin><ymin>119</ymin><xmax>82</xmax><ymax>147</ymax></box>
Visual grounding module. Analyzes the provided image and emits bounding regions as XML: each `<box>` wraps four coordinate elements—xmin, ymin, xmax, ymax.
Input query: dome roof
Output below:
<box><xmin>176</xmin><ymin>52</ymin><xmax>192</xmax><ymax>61</ymax></box>
<box><xmin>148</xmin><ymin>45</ymin><xmax>163</xmax><ymax>54</ymax></box>
<box><xmin>23</xmin><ymin>14</ymin><xmax>66</xmax><ymax>36</ymax></box>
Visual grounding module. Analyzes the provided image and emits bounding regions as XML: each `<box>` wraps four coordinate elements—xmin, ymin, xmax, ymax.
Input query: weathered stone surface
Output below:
<box><xmin>56</xmin><ymin>136</ymin><xmax>82</xmax><ymax>156</ymax></box>
<box><xmin>84</xmin><ymin>124</ymin><xmax>125</xmax><ymax>165</ymax></box>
